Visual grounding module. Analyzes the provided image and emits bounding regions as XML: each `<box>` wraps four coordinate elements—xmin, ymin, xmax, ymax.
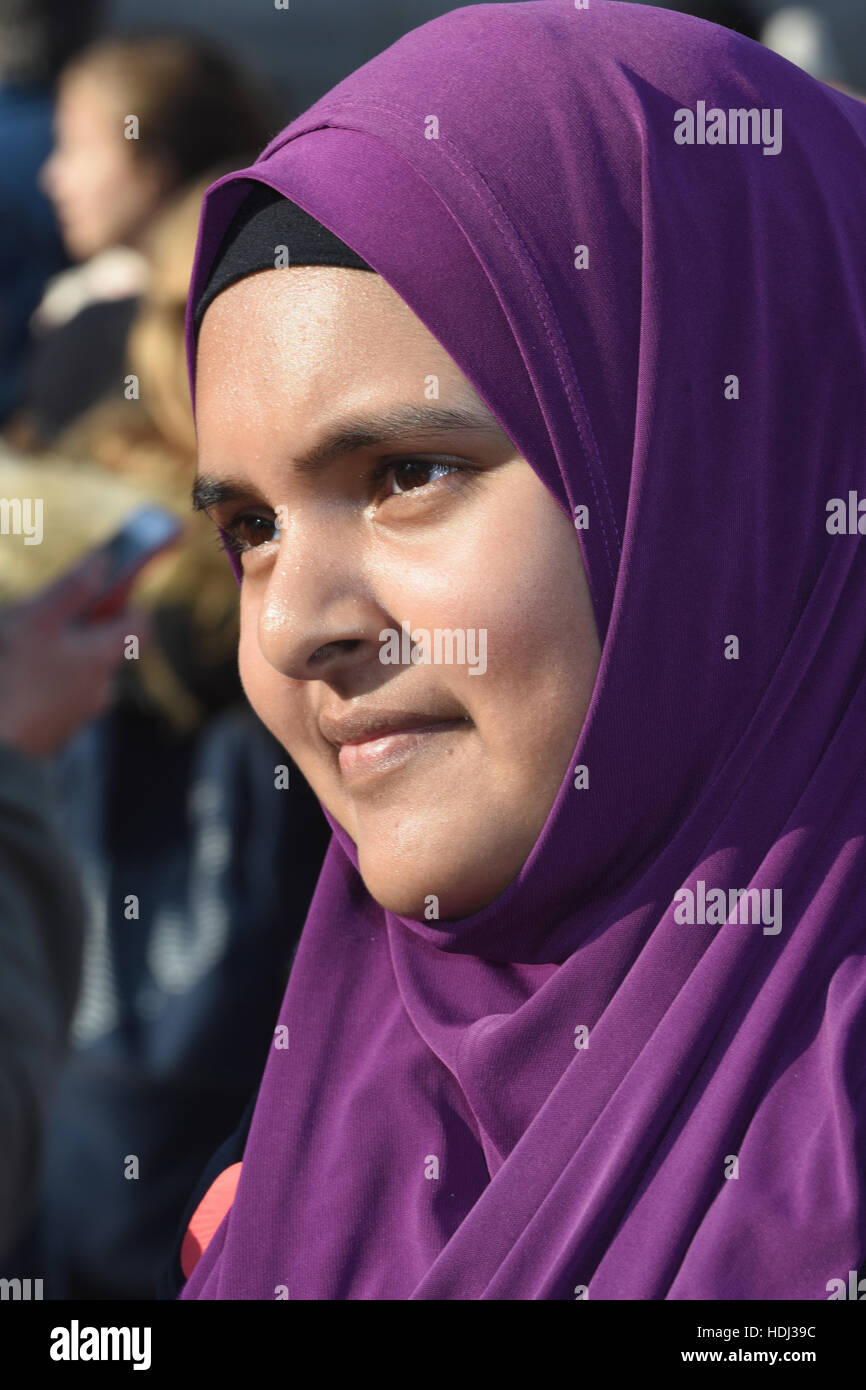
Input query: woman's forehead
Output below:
<box><xmin>199</xmin><ymin>263</ymin><xmax>409</xmax><ymax>326</ymax></box>
<box><xmin>195</xmin><ymin>267</ymin><xmax>480</xmax><ymax>414</ymax></box>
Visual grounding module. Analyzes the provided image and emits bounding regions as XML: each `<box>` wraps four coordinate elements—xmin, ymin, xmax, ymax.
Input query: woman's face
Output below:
<box><xmin>195</xmin><ymin>267</ymin><xmax>600</xmax><ymax>919</ymax></box>
<box><xmin>41</xmin><ymin>72</ymin><xmax>170</xmax><ymax>261</ymax></box>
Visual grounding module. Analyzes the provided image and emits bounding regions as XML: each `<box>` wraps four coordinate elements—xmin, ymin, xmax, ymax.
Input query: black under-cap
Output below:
<box><xmin>193</xmin><ymin>181</ymin><xmax>374</xmax><ymax>338</ymax></box>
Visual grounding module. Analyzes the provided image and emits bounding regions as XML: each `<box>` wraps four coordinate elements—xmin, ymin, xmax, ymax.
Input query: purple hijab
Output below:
<box><xmin>181</xmin><ymin>1</ymin><xmax>866</xmax><ymax>1298</ymax></box>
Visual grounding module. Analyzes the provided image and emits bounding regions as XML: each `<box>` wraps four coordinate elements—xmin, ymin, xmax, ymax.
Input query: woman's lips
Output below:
<box><xmin>336</xmin><ymin>718</ymin><xmax>469</xmax><ymax>782</ymax></box>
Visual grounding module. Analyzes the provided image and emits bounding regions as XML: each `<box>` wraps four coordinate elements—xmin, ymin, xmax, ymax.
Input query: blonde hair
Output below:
<box><xmin>44</xmin><ymin>168</ymin><xmax>246</xmax><ymax>730</ymax></box>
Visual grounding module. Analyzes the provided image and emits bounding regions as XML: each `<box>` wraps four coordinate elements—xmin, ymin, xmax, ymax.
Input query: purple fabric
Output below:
<box><xmin>180</xmin><ymin>1</ymin><xmax>866</xmax><ymax>1298</ymax></box>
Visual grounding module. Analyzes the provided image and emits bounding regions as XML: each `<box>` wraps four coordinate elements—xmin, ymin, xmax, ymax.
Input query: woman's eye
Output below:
<box><xmin>217</xmin><ymin>459</ymin><xmax>470</xmax><ymax>553</ymax></box>
<box><xmin>222</xmin><ymin>512</ymin><xmax>280</xmax><ymax>553</ymax></box>
<box><xmin>378</xmin><ymin>458</ymin><xmax>462</xmax><ymax>496</ymax></box>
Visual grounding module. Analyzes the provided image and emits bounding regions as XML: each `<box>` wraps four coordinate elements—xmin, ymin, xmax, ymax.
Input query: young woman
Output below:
<box><xmin>174</xmin><ymin>0</ymin><xmax>866</xmax><ymax>1299</ymax></box>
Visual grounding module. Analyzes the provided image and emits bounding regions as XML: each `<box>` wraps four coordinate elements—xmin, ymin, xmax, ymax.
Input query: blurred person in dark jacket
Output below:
<box><xmin>5</xmin><ymin>31</ymin><xmax>282</xmax><ymax>452</ymax></box>
<box><xmin>0</xmin><ymin>170</ymin><xmax>329</xmax><ymax>1300</ymax></box>
<box><xmin>0</xmin><ymin>551</ymin><xmax>135</xmax><ymax>1261</ymax></box>
<box><xmin>0</xmin><ymin>0</ymin><xmax>105</xmax><ymax>426</ymax></box>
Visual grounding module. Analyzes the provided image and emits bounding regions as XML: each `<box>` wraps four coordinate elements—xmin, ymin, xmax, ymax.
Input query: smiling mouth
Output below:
<box><xmin>335</xmin><ymin>718</ymin><xmax>470</xmax><ymax>783</ymax></box>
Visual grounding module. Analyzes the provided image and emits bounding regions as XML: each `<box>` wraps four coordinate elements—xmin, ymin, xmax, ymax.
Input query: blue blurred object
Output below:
<box><xmin>0</xmin><ymin>79</ymin><xmax>68</xmax><ymax>424</ymax></box>
<box><xmin>2</xmin><ymin>698</ymin><xmax>328</xmax><ymax>1299</ymax></box>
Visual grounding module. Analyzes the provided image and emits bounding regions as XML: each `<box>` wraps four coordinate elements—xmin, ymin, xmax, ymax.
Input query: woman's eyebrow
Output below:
<box><xmin>191</xmin><ymin>476</ymin><xmax>256</xmax><ymax>512</ymax></box>
<box><xmin>291</xmin><ymin>402</ymin><xmax>510</xmax><ymax>474</ymax></box>
<box><xmin>192</xmin><ymin>401</ymin><xmax>510</xmax><ymax>511</ymax></box>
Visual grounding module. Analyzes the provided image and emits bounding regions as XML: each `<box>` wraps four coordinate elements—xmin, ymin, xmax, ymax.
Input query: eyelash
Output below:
<box><xmin>218</xmin><ymin>457</ymin><xmax>469</xmax><ymax>555</ymax></box>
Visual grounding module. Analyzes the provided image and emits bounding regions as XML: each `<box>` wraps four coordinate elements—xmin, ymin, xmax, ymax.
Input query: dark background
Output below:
<box><xmin>105</xmin><ymin>0</ymin><xmax>866</xmax><ymax>119</ymax></box>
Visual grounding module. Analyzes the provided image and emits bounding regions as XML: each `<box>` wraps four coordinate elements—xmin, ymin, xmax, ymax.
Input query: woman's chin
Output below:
<box><xmin>356</xmin><ymin>843</ymin><xmax>515</xmax><ymax>923</ymax></box>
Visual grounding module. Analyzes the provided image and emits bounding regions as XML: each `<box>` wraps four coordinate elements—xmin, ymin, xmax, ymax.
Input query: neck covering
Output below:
<box><xmin>182</xmin><ymin>0</ymin><xmax>866</xmax><ymax>1299</ymax></box>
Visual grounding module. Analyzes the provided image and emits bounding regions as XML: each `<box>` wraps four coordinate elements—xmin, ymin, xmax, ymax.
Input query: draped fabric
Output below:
<box><xmin>180</xmin><ymin>1</ymin><xmax>866</xmax><ymax>1298</ymax></box>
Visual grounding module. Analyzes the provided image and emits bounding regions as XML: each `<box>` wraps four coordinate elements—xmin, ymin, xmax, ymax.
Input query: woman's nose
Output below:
<box><xmin>254</xmin><ymin>525</ymin><xmax>385</xmax><ymax>684</ymax></box>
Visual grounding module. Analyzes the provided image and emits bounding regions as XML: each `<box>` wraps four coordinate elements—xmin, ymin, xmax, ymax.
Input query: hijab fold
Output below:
<box><xmin>181</xmin><ymin>1</ymin><xmax>866</xmax><ymax>1298</ymax></box>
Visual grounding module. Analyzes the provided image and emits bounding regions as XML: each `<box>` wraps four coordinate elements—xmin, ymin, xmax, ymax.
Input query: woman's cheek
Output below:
<box><xmin>237</xmin><ymin>613</ymin><xmax>315</xmax><ymax>777</ymax></box>
<box><xmin>238</xmin><ymin>608</ymin><xmax>277</xmax><ymax>728</ymax></box>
